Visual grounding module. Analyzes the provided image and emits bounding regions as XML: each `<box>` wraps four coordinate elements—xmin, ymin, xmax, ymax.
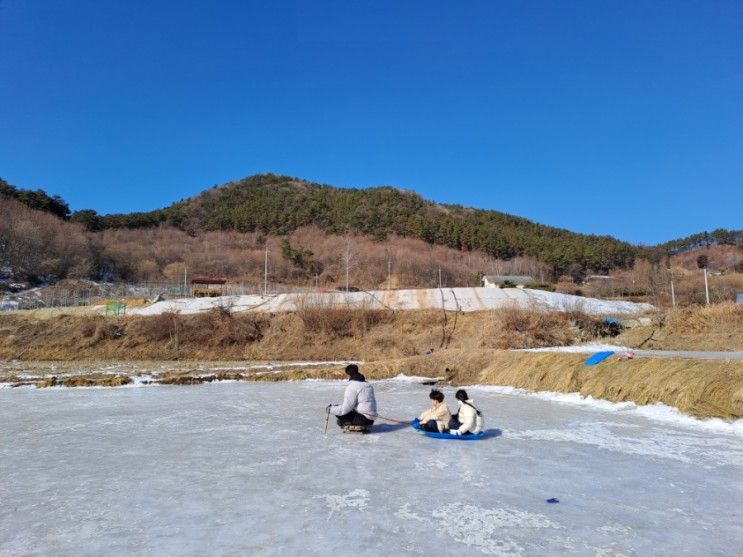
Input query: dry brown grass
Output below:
<box><xmin>478</xmin><ymin>306</ymin><xmax>616</xmax><ymax>350</ymax></box>
<box><xmin>295</xmin><ymin>296</ymin><xmax>391</xmax><ymax>338</ymax></box>
<box><xmin>483</xmin><ymin>307</ymin><xmax>576</xmax><ymax>349</ymax></box>
<box><xmin>96</xmin><ymin>297</ymin><xmax>150</xmax><ymax>307</ymax></box>
<box><xmin>0</xmin><ymin>309</ymin><xmax>507</xmax><ymax>361</ymax></box>
<box><xmin>126</xmin><ymin>310</ymin><xmax>267</xmax><ymax>357</ymax></box>
<box><xmin>1</xmin><ymin>303</ymin><xmax>740</xmax><ymax>362</ymax></box>
<box><xmin>665</xmin><ymin>302</ymin><xmax>743</xmax><ymax>334</ymax></box>
<box><xmin>672</xmin><ymin>244</ymin><xmax>741</xmax><ymax>272</ymax></box>
<box><xmin>0</xmin><ymin>303</ymin><xmax>737</xmax><ymax>424</ymax></box>
<box><xmin>658</xmin><ymin>270</ymin><xmax>743</xmax><ymax>307</ymax></box>
<box><xmin>614</xmin><ymin>302</ymin><xmax>743</xmax><ymax>351</ymax></box>
<box><xmin>34</xmin><ymin>374</ymin><xmax>132</xmax><ymax>388</ymax></box>
<box><xmin>480</xmin><ymin>353</ymin><xmax>743</xmax><ymax>419</ymax></box>
<box><xmin>4</xmin><ymin>347</ymin><xmax>741</xmax><ymax>418</ymax></box>
<box><xmin>8</xmin><ymin>305</ymin><xmax>102</xmax><ymax>320</ymax></box>
<box><xmin>366</xmin><ymin>350</ymin><xmax>743</xmax><ymax>419</ymax></box>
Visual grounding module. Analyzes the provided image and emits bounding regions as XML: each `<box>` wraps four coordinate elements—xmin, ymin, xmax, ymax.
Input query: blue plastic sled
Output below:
<box><xmin>411</xmin><ymin>418</ymin><xmax>485</xmax><ymax>440</ymax></box>
<box><xmin>585</xmin><ymin>351</ymin><xmax>614</xmax><ymax>366</ymax></box>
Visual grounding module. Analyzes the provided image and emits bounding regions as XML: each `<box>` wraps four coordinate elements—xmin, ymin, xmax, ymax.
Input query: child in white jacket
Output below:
<box><xmin>448</xmin><ymin>389</ymin><xmax>483</xmax><ymax>435</ymax></box>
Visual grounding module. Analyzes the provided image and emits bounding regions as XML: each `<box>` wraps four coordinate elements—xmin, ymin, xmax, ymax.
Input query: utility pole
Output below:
<box><xmin>438</xmin><ymin>267</ymin><xmax>442</xmax><ymax>289</ymax></box>
<box><xmin>184</xmin><ymin>264</ymin><xmax>187</xmax><ymax>297</ymax></box>
<box><xmin>342</xmin><ymin>235</ymin><xmax>352</xmax><ymax>292</ymax></box>
<box><xmin>668</xmin><ymin>258</ymin><xmax>675</xmax><ymax>308</ymax></box>
<box><xmin>387</xmin><ymin>259</ymin><xmax>392</xmax><ymax>290</ymax></box>
<box><xmin>697</xmin><ymin>254</ymin><xmax>710</xmax><ymax>305</ymax></box>
<box><xmin>264</xmin><ymin>244</ymin><xmax>268</xmax><ymax>296</ymax></box>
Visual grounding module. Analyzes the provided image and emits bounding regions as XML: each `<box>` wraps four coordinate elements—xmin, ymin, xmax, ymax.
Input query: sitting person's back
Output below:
<box><xmin>448</xmin><ymin>389</ymin><xmax>483</xmax><ymax>435</ymax></box>
<box><xmin>417</xmin><ymin>389</ymin><xmax>452</xmax><ymax>432</ymax></box>
<box><xmin>329</xmin><ymin>364</ymin><xmax>377</xmax><ymax>430</ymax></box>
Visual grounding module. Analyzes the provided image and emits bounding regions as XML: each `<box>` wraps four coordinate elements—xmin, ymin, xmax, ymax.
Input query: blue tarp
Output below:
<box><xmin>585</xmin><ymin>351</ymin><xmax>614</xmax><ymax>365</ymax></box>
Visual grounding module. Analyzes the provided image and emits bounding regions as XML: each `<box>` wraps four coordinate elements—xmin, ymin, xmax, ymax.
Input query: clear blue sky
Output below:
<box><xmin>1</xmin><ymin>1</ymin><xmax>741</xmax><ymax>245</ymax></box>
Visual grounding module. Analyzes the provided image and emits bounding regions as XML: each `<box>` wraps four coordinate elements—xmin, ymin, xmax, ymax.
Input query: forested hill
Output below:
<box><xmin>0</xmin><ymin>177</ymin><xmax>70</xmax><ymax>220</ymax></box>
<box><xmin>654</xmin><ymin>230</ymin><xmax>743</xmax><ymax>255</ymax></box>
<box><xmin>5</xmin><ymin>172</ymin><xmax>740</xmax><ymax>275</ymax></box>
<box><xmin>82</xmin><ymin>174</ymin><xmax>638</xmax><ymax>274</ymax></box>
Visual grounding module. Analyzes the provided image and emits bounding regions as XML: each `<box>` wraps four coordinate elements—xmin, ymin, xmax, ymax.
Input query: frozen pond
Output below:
<box><xmin>1</xmin><ymin>379</ymin><xmax>742</xmax><ymax>556</ymax></box>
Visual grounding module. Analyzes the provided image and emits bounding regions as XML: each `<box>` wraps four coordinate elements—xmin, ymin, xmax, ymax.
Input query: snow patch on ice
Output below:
<box><xmin>631</xmin><ymin>403</ymin><xmax>743</xmax><ymax>436</ymax></box>
<box><xmin>598</xmin><ymin>522</ymin><xmax>634</xmax><ymax>536</ymax></box>
<box><xmin>506</xmin><ymin>421</ymin><xmax>743</xmax><ymax>467</ymax></box>
<box><xmin>395</xmin><ymin>503</ymin><xmax>426</xmax><ymax>522</ymax></box>
<box><xmin>474</xmin><ymin>385</ymin><xmax>743</xmax><ymax>437</ymax></box>
<box><xmin>131</xmin><ymin>375</ymin><xmax>155</xmax><ymax>386</ymax></box>
<box><xmin>316</xmin><ymin>489</ymin><xmax>370</xmax><ymax>518</ymax></box>
<box><xmin>432</xmin><ymin>503</ymin><xmax>560</xmax><ymax>555</ymax></box>
<box><xmin>461</xmin><ymin>469</ymin><xmax>490</xmax><ymax>487</ymax></box>
<box><xmin>414</xmin><ymin>460</ymin><xmax>449</xmax><ymax>471</ymax></box>
<box><xmin>591</xmin><ymin>546</ymin><xmax>631</xmax><ymax>557</ymax></box>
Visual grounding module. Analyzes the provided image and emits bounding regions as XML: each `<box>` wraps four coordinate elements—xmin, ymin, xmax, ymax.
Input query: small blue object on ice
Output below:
<box><xmin>546</xmin><ymin>498</ymin><xmax>559</xmax><ymax>504</ymax></box>
<box><xmin>585</xmin><ymin>351</ymin><xmax>614</xmax><ymax>366</ymax></box>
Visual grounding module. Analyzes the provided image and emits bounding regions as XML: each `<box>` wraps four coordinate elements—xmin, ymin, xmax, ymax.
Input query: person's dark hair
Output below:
<box><xmin>429</xmin><ymin>389</ymin><xmax>444</xmax><ymax>403</ymax></box>
<box><xmin>344</xmin><ymin>363</ymin><xmax>365</xmax><ymax>382</ymax></box>
<box><xmin>456</xmin><ymin>389</ymin><xmax>481</xmax><ymax>415</ymax></box>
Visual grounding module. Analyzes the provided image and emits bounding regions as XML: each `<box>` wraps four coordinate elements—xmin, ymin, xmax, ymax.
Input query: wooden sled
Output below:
<box><xmin>342</xmin><ymin>424</ymin><xmax>371</xmax><ymax>434</ymax></box>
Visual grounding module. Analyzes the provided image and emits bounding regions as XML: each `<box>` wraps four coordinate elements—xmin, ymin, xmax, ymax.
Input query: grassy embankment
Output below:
<box><xmin>1</xmin><ymin>303</ymin><xmax>741</xmax><ymax>419</ymax></box>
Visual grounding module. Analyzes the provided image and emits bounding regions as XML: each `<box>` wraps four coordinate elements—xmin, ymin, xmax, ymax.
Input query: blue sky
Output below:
<box><xmin>1</xmin><ymin>1</ymin><xmax>740</xmax><ymax>245</ymax></box>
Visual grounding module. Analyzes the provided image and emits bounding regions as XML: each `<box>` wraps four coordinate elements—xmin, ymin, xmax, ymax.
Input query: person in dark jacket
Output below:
<box><xmin>329</xmin><ymin>364</ymin><xmax>377</xmax><ymax>430</ymax></box>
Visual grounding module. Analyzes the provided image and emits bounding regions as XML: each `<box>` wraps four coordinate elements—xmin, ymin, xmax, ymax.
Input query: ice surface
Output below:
<box><xmin>2</xmin><ymin>379</ymin><xmax>741</xmax><ymax>556</ymax></box>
